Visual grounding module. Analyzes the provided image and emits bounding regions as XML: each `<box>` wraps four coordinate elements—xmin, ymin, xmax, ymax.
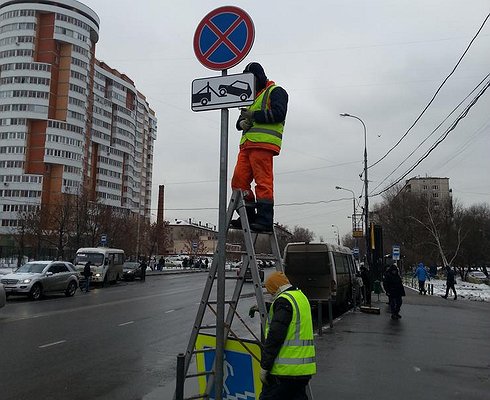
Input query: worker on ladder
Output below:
<box><xmin>259</xmin><ymin>271</ymin><xmax>316</xmax><ymax>399</ymax></box>
<box><xmin>230</xmin><ymin>62</ymin><xmax>288</xmax><ymax>232</ymax></box>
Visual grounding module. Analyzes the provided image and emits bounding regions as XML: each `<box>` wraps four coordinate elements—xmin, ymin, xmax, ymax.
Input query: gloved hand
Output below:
<box><xmin>249</xmin><ymin>304</ymin><xmax>259</xmax><ymax>318</ymax></box>
<box><xmin>259</xmin><ymin>368</ymin><xmax>269</xmax><ymax>385</ymax></box>
<box><xmin>239</xmin><ymin>118</ymin><xmax>253</xmax><ymax>131</ymax></box>
<box><xmin>240</xmin><ymin>108</ymin><xmax>254</xmax><ymax>121</ymax></box>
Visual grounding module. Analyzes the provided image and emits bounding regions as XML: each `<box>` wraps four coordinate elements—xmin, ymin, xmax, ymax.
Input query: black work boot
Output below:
<box><xmin>250</xmin><ymin>201</ymin><xmax>273</xmax><ymax>232</ymax></box>
<box><xmin>230</xmin><ymin>204</ymin><xmax>256</xmax><ymax>229</ymax></box>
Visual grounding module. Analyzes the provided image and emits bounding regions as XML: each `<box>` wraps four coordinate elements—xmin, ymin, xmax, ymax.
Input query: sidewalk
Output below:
<box><xmin>144</xmin><ymin>285</ymin><xmax>489</xmax><ymax>400</ymax></box>
<box><xmin>146</xmin><ymin>267</ymin><xmax>208</xmax><ymax>276</ymax></box>
<box><xmin>310</xmin><ymin>288</ymin><xmax>490</xmax><ymax>400</ymax></box>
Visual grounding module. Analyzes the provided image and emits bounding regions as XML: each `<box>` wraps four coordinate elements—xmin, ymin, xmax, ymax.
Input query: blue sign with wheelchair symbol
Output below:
<box><xmin>195</xmin><ymin>334</ymin><xmax>262</xmax><ymax>399</ymax></box>
<box><xmin>204</xmin><ymin>347</ymin><xmax>255</xmax><ymax>399</ymax></box>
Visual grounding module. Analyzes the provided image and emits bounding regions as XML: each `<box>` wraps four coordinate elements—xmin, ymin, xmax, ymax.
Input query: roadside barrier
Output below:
<box><xmin>403</xmin><ymin>275</ymin><xmax>433</xmax><ymax>295</ymax></box>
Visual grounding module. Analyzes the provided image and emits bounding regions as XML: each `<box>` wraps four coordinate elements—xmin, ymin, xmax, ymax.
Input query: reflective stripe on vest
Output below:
<box><xmin>240</xmin><ymin>85</ymin><xmax>284</xmax><ymax>148</ymax></box>
<box><xmin>266</xmin><ymin>290</ymin><xmax>316</xmax><ymax>376</ymax></box>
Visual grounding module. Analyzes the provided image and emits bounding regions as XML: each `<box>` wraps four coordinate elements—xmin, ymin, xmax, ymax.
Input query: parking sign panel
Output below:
<box><xmin>191</xmin><ymin>72</ymin><xmax>255</xmax><ymax>112</ymax></box>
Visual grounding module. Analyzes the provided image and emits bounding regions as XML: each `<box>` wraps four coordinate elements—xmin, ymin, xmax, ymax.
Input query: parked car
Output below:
<box><xmin>237</xmin><ymin>264</ymin><xmax>265</xmax><ymax>283</ymax></box>
<box><xmin>0</xmin><ymin>283</ymin><xmax>6</xmax><ymax>308</ymax></box>
<box><xmin>165</xmin><ymin>256</ymin><xmax>184</xmax><ymax>268</ymax></box>
<box><xmin>122</xmin><ymin>261</ymin><xmax>143</xmax><ymax>281</ymax></box>
<box><xmin>0</xmin><ymin>261</ymin><xmax>79</xmax><ymax>300</ymax></box>
<box><xmin>467</xmin><ymin>270</ymin><xmax>489</xmax><ymax>284</ymax></box>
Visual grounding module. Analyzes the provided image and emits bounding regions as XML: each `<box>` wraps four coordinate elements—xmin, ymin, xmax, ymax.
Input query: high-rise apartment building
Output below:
<box><xmin>0</xmin><ymin>0</ymin><xmax>157</xmax><ymax>235</ymax></box>
<box><xmin>403</xmin><ymin>176</ymin><xmax>451</xmax><ymax>208</ymax></box>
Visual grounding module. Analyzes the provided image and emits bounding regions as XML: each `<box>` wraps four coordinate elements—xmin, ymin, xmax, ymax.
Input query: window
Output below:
<box><xmin>0</xmin><ymin>9</ymin><xmax>36</xmax><ymax>20</ymax></box>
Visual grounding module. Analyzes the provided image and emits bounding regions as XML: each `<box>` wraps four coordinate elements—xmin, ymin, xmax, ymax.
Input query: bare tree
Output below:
<box><xmin>10</xmin><ymin>211</ymin><xmax>28</xmax><ymax>267</ymax></box>
<box><xmin>290</xmin><ymin>226</ymin><xmax>315</xmax><ymax>243</ymax></box>
<box><xmin>409</xmin><ymin>204</ymin><xmax>465</xmax><ymax>269</ymax></box>
<box><xmin>42</xmin><ymin>194</ymin><xmax>76</xmax><ymax>260</ymax></box>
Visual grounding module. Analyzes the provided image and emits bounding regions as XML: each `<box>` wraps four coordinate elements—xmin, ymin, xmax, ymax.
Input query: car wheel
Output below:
<box><xmin>240</xmin><ymin>93</ymin><xmax>248</xmax><ymax>101</ymax></box>
<box><xmin>65</xmin><ymin>281</ymin><xmax>77</xmax><ymax>297</ymax></box>
<box><xmin>219</xmin><ymin>88</ymin><xmax>227</xmax><ymax>96</ymax></box>
<box><xmin>29</xmin><ymin>283</ymin><xmax>42</xmax><ymax>300</ymax></box>
<box><xmin>201</xmin><ymin>98</ymin><xmax>208</xmax><ymax>106</ymax></box>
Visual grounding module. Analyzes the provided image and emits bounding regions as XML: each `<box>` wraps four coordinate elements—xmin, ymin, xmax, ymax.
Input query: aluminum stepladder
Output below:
<box><xmin>175</xmin><ymin>190</ymin><xmax>283</xmax><ymax>400</ymax></box>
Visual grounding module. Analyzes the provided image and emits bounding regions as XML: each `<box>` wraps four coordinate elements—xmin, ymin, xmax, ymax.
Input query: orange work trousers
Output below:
<box><xmin>231</xmin><ymin>147</ymin><xmax>274</xmax><ymax>203</ymax></box>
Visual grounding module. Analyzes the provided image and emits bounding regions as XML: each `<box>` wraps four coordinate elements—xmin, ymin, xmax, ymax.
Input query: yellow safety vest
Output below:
<box><xmin>265</xmin><ymin>289</ymin><xmax>316</xmax><ymax>376</ymax></box>
<box><xmin>240</xmin><ymin>85</ymin><xmax>284</xmax><ymax>148</ymax></box>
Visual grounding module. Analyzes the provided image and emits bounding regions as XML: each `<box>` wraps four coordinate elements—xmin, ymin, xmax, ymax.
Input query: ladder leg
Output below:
<box><xmin>269</xmin><ymin>228</ymin><xmax>283</xmax><ymax>272</ymax></box>
<box><xmin>176</xmin><ymin>190</ymin><xmax>286</xmax><ymax>399</ymax></box>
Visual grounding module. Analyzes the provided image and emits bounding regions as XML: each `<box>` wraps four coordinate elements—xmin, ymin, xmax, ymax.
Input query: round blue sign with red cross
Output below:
<box><xmin>193</xmin><ymin>6</ymin><xmax>255</xmax><ymax>71</ymax></box>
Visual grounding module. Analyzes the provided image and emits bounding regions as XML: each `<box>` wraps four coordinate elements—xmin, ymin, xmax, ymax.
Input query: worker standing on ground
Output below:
<box><xmin>230</xmin><ymin>62</ymin><xmax>288</xmax><ymax>232</ymax></box>
<box><xmin>259</xmin><ymin>271</ymin><xmax>316</xmax><ymax>400</ymax></box>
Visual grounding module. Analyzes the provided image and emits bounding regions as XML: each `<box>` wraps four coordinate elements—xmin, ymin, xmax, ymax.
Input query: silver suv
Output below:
<box><xmin>0</xmin><ymin>261</ymin><xmax>79</xmax><ymax>300</ymax></box>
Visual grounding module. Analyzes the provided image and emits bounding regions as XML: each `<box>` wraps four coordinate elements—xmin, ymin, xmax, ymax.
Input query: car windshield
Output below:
<box><xmin>16</xmin><ymin>263</ymin><xmax>47</xmax><ymax>273</ymax></box>
<box><xmin>75</xmin><ymin>253</ymin><xmax>104</xmax><ymax>266</ymax></box>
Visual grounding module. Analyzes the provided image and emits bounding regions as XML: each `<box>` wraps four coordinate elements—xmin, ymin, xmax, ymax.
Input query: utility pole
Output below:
<box><xmin>340</xmin><ymin>113</ymin><xmax>370</xmax><ymax>266</ymax></box>
<box><xmin>331</xmin><ymin>224</ymin><xmax>340</xmax><ymax>245</ymax></box>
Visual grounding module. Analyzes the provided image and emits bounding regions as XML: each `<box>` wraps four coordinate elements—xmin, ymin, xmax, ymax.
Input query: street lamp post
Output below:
<box><xmin>331</xmin><ymin>224</ymin><xmax>340</xmax><ymax>245</ymax></box>
<box><xmin>339</xmin><ymin>113</ymin><xmax>370</xmax><ymax>267</ymax></box>
<box><xmin>335</xmin><ymin>185</ymin><xmax>358</xmax><ymax>250</ymax></box>
<box><xmin>335</xmin><ymin>186</ymin><xmax>356</xmax><ymax>225</ymax></box>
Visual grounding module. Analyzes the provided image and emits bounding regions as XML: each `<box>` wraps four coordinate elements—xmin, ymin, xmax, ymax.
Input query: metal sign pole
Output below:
<box><xmin>215</xmin><ymin>69</ymin><xmax>228</xmax><ymax>400</ymax></box>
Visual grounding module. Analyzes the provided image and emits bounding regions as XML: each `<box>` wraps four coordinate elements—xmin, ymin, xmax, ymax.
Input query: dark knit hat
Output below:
<box><xmin>243</xmin><ymin>62</ymin><xmax>267</xmax><ymax>91</ymax></box>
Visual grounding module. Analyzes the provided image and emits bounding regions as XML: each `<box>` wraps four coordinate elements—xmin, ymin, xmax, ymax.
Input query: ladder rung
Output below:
<box><xmin>184</xmin><ymin>393</ymin><xmax>209</xmax><ymax>400</ymax></box>
<box><xmin>186</xmin><ymin>371</ymin><xmax>214</xmax><ymax>378</ymax></box>
<box><xmin>193</xmin><ymin>347</ymin><xmax>215</xmax><ymax>354</ymax></box>
<box><xmin>207</xmin><ymin>300</ymin><xmax>236</xmax><ymax>305</ymax></box>
<box><xmin>199</xmin><ymin>324</ymin><xmax>217</xmax><ymax>330</ymax></box>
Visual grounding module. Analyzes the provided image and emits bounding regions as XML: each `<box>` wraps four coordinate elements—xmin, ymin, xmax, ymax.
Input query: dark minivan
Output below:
<box><xmin>283</xmin><ymin>242</ymin><xmax>357</xmax><ymax>309</ymax></box>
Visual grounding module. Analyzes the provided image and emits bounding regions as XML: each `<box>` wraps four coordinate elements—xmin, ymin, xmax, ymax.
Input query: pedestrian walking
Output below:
<box><xmin>157</xmin><ymin>257</ymin><xmax>165</xmax><ymax>271</ymax></box>
<box><xmin>259</xmin><ymin>271</ymin><xmax>316</xmax><ymax>400</ymax></box>
<box><xmin>441</xmin><ymin>266</ymin><xmax>457</xmax><ymax>300</ymax></box>
<box><xmin>383</xmin><ymin>263</ymin><xmax>406</xmax><ymax>320</ymax></box>
<box><xmin>140</xmin><ymin>258</ymin><xmax>148</xmax><ymax>282</ymax></box>
<box><xmin>83</xmin><ymin>261</ymin><xmax>92</xmax><ymax>292</ymax></box>
<box><xmin>230</xmin><ymin>62</ymin><xmax>288</xmax><ymax>232</ymax></box>
<box><xmin>360</xmin><ymin>264</ymin><xmax>372</xmax><ymax>306</ymax></box>
<box><xmin>414</xmin><ymin>262</ymin><xmax>430</xmax><ymax>295</ymax></box>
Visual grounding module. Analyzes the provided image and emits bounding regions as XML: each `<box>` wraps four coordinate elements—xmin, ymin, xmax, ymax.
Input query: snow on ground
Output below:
<box><xmin>407</xmin><ymin>277</ymin><xmax>490</xmax><ymax>302</ymax></box>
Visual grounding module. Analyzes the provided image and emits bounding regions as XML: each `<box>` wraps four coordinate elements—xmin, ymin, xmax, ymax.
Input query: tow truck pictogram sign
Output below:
<box><xmin>191</xmin><ymin>72</ymin><xmax>255</xmax><ymax>112</ymax></box>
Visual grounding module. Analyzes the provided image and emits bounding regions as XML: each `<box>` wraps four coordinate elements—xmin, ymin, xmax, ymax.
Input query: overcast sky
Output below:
<box><xmin>82</xmin><ymin>0</ymin><xmax>490</xmax><ymax>242</ymax></box>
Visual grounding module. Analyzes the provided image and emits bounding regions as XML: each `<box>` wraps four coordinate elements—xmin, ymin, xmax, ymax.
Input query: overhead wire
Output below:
<box><xmin>370</xmin><ymin>77</ymin><xmax>490</xmax><ymax>197</ymax></box>
<box><xmin>430</xmin><ymin>119</ymin><xmax>489</xmax><ymax>174</ymax></box>
<box><xmin>368</xmin><ymin>11</ymin><xmax>490</xmax><ymax>170</ymax></box>
<box><xmin>370</xmin><ymin>72</ymin><xmax>490</xmax><ymax>194</ymax></box>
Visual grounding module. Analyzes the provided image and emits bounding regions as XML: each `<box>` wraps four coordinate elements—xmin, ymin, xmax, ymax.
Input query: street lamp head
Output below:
<box><xmin>335</xmin><ymin>186</ymin><xmax>342</xmax><ymax>190</ymax></box>
<box><xmin>339</xmin><ymin>113</ymin><xmax>350</xmax><ymax>117</ymax></box>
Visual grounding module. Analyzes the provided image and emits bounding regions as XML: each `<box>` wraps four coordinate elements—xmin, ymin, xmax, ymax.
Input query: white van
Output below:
<box><xmin>283</xmin><ymin>242</ymin><xmax>357</xmax><ymax>309</ymax></box>
<box><xmin>74</xmin><ymin>247</ymin><xmax>125</xmax><ymax>285</ymax></box>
